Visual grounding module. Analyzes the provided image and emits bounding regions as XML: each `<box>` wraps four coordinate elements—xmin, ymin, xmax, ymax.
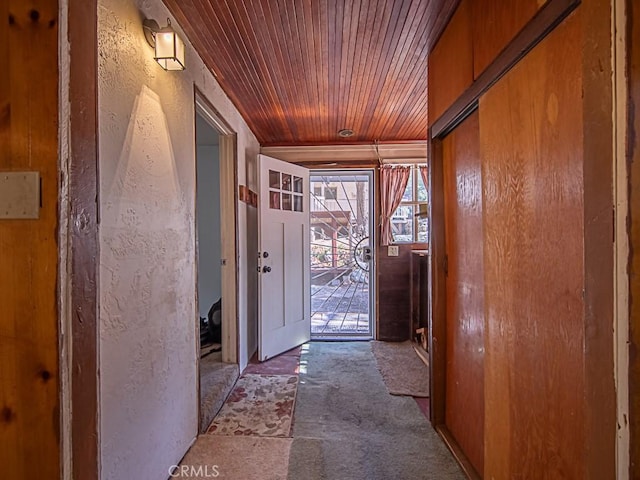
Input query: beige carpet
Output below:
<box><xmin>371</xmin><ymin>341</ymin><xmax>430</xmax><ymax>397</ymax></box>
<box><xmin>180</xmin><ymin>435</ymin><xmax>291</xmax><ymax>480</ymax></box>
<box><xmin>199</xmin><ymin>352</ymin><xmax>239</xmax><ymax>433</ymax></box>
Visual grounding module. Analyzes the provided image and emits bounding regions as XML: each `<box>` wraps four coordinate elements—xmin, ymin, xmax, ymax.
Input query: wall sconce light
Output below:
<box><xmin>143</xmin><ymin>18</ymin><xmax>185</xmax><ymax>71</ymax></box>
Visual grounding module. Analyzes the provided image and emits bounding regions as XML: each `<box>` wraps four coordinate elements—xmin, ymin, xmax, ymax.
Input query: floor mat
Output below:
<box><xmin>371</xmin><ymin>340</ymin><xmax>430</xmax><ymax>397</ymax></box>
<box><xmin>207</xmin><ymin>374</ymin><xmax>298</xmax><ymax>437</ymax></box>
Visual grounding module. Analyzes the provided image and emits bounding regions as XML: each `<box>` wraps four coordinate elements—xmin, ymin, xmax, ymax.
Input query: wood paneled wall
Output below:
<box><xmin>442</xmin><ymin>110</ymin><xmax>484</xmax><ymax>476</ymax></box>
<box><xmin>377</xmin><ymin>244</ymin><xmax>415</xmax><ymax>341</ymax></box>
<box><xmin>427</xmin><ymin>0</ymin><xmax>472</xmax><ymax>123</ymax></box>
<box><xmin>0</xmin><ymin>1</ymin><xmax>60</xmax><ymax>478</ymax></box>
<box><xmin>480</xmin><ymin>12</ymin><xmax>584</xmax><ymax>478</ymax></box>
<box><xmin>428</xmin><ymin>0</ymin><xmax>547</xmax><ymax>128</ymax></box>
<box><xmin>428</xmin><ymin>0</ymin><xmax>615</xmax><ymax>477</ymax></box>
<box><xmin>471</xmin><ymin>0</ymin><xmax>542</xmax><ymax>78</ymax></box>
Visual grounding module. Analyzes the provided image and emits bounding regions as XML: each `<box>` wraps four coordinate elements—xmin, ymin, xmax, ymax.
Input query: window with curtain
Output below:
<box><xmin>390</xmin><ymin>165</ymin><xmax>428</xmax><ymax>243</ymax></box>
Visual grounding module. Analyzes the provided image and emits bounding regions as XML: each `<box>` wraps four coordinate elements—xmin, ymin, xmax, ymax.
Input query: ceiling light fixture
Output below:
<box><xmin>338</xmin><ymin>129</ymin><xmax>354</xmax><ymax>138</ymax></box>
<box><xmin>143</xmin><ymin>18</ymin><xmax>185</xmax><ymax>71</ymax></box>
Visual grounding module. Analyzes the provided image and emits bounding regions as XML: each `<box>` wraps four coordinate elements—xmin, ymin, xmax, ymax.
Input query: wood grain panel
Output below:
<box><xmin>471</xmin><ymin>0</ymin><xmax>544</xmax><ymax>79</ymax></box>
<box><xmin>68</xmin><ymin>0</ymin><xmax>99</xmax><ymax>477</ymax></box>
<box><xmin>442</xmin><ymin>110</ymin><xmax>484</xmax><ymax>476</ymax></box>
<box><xmin>427</xmin><ymin>0</ymin><xmax>473</xmax><ymax>126</ymax></box>
<box><xmin>630</xmin><ymin>0</ymin><xmax>640</xmax><ymax>474</ymax></box>
<box><xmin>430</xmin><ymin>0</ymin><xmax>580</xmax><ymax>139</ymax></box>
<box><xmin>164</xmin><ymin>0</ymin><xmax>459</xmax><ymax>146</ymax></box>
<box><xmin>0</xmin><ymin>1</ymin><xmax>60</xmax><ymax>478</ymax></box>
<box><xmin>480</xmin><ymin>11</ymin><xmax>584</xmax><ymax>479</ymax></box>
<box><xmin>377</xmin><ymin>244</ymin><xmax>413</xmax><ymax>341</ymax></box>
<box><xmin>580</xmin><ymin>0</ymin><xmax>616</xmax><ymax>477</ymax></box>
<box><xmin>428</xmin><ymin>138</ymin><xmax>446</xmax><ymax>426</ymax></box>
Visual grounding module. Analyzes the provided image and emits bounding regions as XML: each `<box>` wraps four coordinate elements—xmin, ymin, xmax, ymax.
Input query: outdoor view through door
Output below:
<box><xmin>310</xmin><ymin>171</ymin><xmax>374</xmax><ymax>338</ymax></box>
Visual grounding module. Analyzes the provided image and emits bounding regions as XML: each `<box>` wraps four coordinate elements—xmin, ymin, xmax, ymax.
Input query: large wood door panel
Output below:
<box><xmin>0</xmin><ymin>1</ymin><xmax>60</xmax><ymax>478</ymax></box>
<box><xmin>442</xmin><ymin>110</ymin><xmax>484</xmax><ymax>476</ymax></box>
<box><xmin>480</xmin><ymin>10</ymin><xmax>584</xmax><ymax>479</ymax></box>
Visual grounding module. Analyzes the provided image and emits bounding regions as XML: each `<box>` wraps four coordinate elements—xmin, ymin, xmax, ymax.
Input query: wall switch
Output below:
<box><xmin>388</xmin><ymin>245</ymin><xmax>399</xmax><ymax>257</ymax></box>
<box><xmin>0</xmin><ymin>172</ymin><xmax>40</xmax><ymax>219</ymax></box>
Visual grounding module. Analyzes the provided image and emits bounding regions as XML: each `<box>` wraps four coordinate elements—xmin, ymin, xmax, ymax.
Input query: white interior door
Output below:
<box><xmin>258</xmin><ymin>154</ymin><xmax>310</xmax><ymax>361</ymax></box>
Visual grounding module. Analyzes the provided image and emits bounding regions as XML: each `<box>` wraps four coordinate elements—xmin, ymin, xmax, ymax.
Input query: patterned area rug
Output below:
<box><xmin>207</xmin><ymin>374</ymin><xmax>298</xmax><ymax>437</ymax></box>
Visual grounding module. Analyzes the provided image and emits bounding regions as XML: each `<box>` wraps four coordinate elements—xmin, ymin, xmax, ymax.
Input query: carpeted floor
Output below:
<box><xmin>199</xmin><ymin>352</ymin><xmax>239</xmax><ymax>433</ymax></box>
<box><xmin>371</xmin><ymin>340</ymin><xmax>430</xmax><ymax>397</ymax></box>
<box><xmin>184</xmin><ymin>342</ymin><xmax>462</xmax><ymax>480</ymax></box>
<box><xmin>287</xmin><ymin>342</ymin><xmax>464</xmax><ymax>480</ymax></box>
<box><xmin>180</xmin><ymin>435</ymin><xmax>292</xmax><ymax>480</ymax></box>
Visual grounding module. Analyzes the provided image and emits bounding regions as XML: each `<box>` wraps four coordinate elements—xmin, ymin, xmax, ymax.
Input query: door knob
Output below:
<box><xmin>262</xmin><ymin>266</ymin><xmax>272</xmax><ymax>273</ymax></box>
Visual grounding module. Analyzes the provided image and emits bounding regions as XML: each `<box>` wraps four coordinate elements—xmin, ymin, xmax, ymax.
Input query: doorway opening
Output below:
<box><xmin>195</xmin><ymin>93</ymin><xmax>239</xmax><ymax>432</ymax></box>
<box><xmin>196</xmin><ymin>114</ymin><xmax>222</xmax><ymax>357</ymax></box>
<box><xmin>309</xmin><ymin>170</ymin><xmax>375</xmax><ymax>339</ymax></box>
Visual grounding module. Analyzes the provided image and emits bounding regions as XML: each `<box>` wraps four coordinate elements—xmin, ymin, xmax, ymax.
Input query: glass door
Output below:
<box><xmin>309</xmin><ymin>170</ymin><xmax>374</xmax><ymax>338</ymax></box>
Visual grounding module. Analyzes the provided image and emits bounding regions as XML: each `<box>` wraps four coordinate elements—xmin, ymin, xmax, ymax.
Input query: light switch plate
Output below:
<box><xmin>388</xmin><ymin>245</ymin><xmax>399</xmax><ymax>257</ymax></box>
<box><xmin>0</xmin><ymin>172</ymin><xmax>40</xmax><ymax>219</ymax></box>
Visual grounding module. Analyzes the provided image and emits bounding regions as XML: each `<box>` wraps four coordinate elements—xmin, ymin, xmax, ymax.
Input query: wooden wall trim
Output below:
<box><xmin>68</xmin><ymin>0</ymin><xmax>99</xmax><ymax>478</ymax></box>
<box><xmin>430</xmin><ymin>0</ymin><xmax>580</xmax><ymax>139</ymax></box>
<box><xmin>581</xmin><ymin>0</ymin><xmax>616</xmax><ymax>476</ymax></box>
<box><xmin>195</xmin><ymin>89</ymin><xmax>239</xmax><ymax>366</ymax></box>
<box><xmin>260</xmin><ymin>143</ymin><xmax>427</xmax><ymax>164</ymax></box>
<box><xmin>428</xmin><ymin>136</ymin><xmax>448</xmax><ymax>427</ymax></box>
<box><xmin>436</xmin><ymin>426</ymin><xmax>482</xmax><ymax>480</ymax></box>
<box><xmin>628</xmin><ymin>0</ymin><xmax>640</xmax><ymax>474</ymax></box>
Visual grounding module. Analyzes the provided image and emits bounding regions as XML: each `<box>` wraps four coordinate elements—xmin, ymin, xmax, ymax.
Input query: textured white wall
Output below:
<box><xmin>196</xmin><ymin>145</ymin><xmax>221</xmax><ymax>318</ymax></box>
<box><xmin>97</xmin><ymin>0</ymin><xmax>259</xmax><ymax>478</ymax></box>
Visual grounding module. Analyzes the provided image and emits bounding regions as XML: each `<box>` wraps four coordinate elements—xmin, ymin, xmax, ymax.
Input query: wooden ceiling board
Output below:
<box><xmin>164</xmin><ymin>0</ymin><xmax>459</xmax><ymax>146</ymax></box>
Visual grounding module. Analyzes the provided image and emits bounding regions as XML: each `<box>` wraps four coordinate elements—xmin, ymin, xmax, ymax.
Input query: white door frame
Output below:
<box><xmin>309</xmin><ymin>169</ymin><xmax>376</xmax><ymax>339</ymax></box>
<box><xmin>195</xmin><ymin>91</ymin><xmax>238</xmax><ymax>364</ymax></box>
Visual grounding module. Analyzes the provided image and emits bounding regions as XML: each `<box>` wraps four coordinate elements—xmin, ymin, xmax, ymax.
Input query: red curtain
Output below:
<box><xmin>380</xmin><ymin>165</ymin><xmax>411</xmax><ymax>246</ymax></box>
<box><xmin>419</xmin><ymin>165</ymin><xmax>428</xmax><ymax>192</ymax></box>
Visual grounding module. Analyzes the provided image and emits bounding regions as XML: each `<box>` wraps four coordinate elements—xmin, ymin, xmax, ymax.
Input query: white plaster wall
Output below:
<box><xmin>196</xmin><ymin>145</ymin><xmax>221</xmax><ymax>318</ymax></box>
<box><xmin>98</xmin><ymin>0</ymin><xmax>259</xmax><ymax>478</ymax></box>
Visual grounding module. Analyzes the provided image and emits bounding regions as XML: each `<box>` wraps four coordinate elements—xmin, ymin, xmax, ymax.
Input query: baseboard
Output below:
<box><xmin>435</xmin><ymin>425</ymin><xmax>482</xmax><ymax>480</ymax></box>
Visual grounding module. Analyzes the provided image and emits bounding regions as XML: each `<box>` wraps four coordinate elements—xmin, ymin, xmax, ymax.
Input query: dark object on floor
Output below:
<box><xmin>200</xmin><ymin>298</ymin><xmax>222</xmax><ymax>347</ymax></box>
<box><xmin>200</xmin><ymin>343</ymin><xmax>222</xmax><ymax>359</ymax></box>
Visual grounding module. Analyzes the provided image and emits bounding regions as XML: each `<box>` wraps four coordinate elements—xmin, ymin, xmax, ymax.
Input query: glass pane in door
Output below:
<box><xmin>310</xmin><ymin>171</ymin><xmax>374</xmax><ymax>338</ymax></box>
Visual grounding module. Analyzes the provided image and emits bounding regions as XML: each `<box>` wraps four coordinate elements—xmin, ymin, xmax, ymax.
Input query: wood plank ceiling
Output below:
<box><xmin>164</xmin><ymin>0</ymin><xmax>458</xmax><ymax>146</ymax></box>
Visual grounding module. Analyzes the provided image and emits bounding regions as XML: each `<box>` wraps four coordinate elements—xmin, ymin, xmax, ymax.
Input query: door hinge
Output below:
<box><xmin>443</xmin><ymin>254</ymin><xmax>448</xmax><ymax>276</ymax></box>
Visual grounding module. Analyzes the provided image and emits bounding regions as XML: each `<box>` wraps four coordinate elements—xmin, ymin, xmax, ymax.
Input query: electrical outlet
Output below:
<box><xmin>388</xmin><ymin>245</ymin><xmax>399</xmax><ymax>257</ymax></box>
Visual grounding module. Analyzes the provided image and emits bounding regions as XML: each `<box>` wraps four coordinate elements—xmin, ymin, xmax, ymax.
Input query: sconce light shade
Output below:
<box><xmin>143</xmin><ymin>18</ymin><xmax>185</xmax><ymax>71</ymax></box>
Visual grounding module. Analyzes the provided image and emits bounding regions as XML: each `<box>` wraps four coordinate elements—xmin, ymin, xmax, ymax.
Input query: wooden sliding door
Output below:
<box><xmin>442</xmin><ymin>110</ymin><xmax>484</xmax><ymax>477</ymax></box>
<box><xmin>480</xmin><ymin>11</ymin><xmax>587</xmax><ymax>479</ymax></box>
